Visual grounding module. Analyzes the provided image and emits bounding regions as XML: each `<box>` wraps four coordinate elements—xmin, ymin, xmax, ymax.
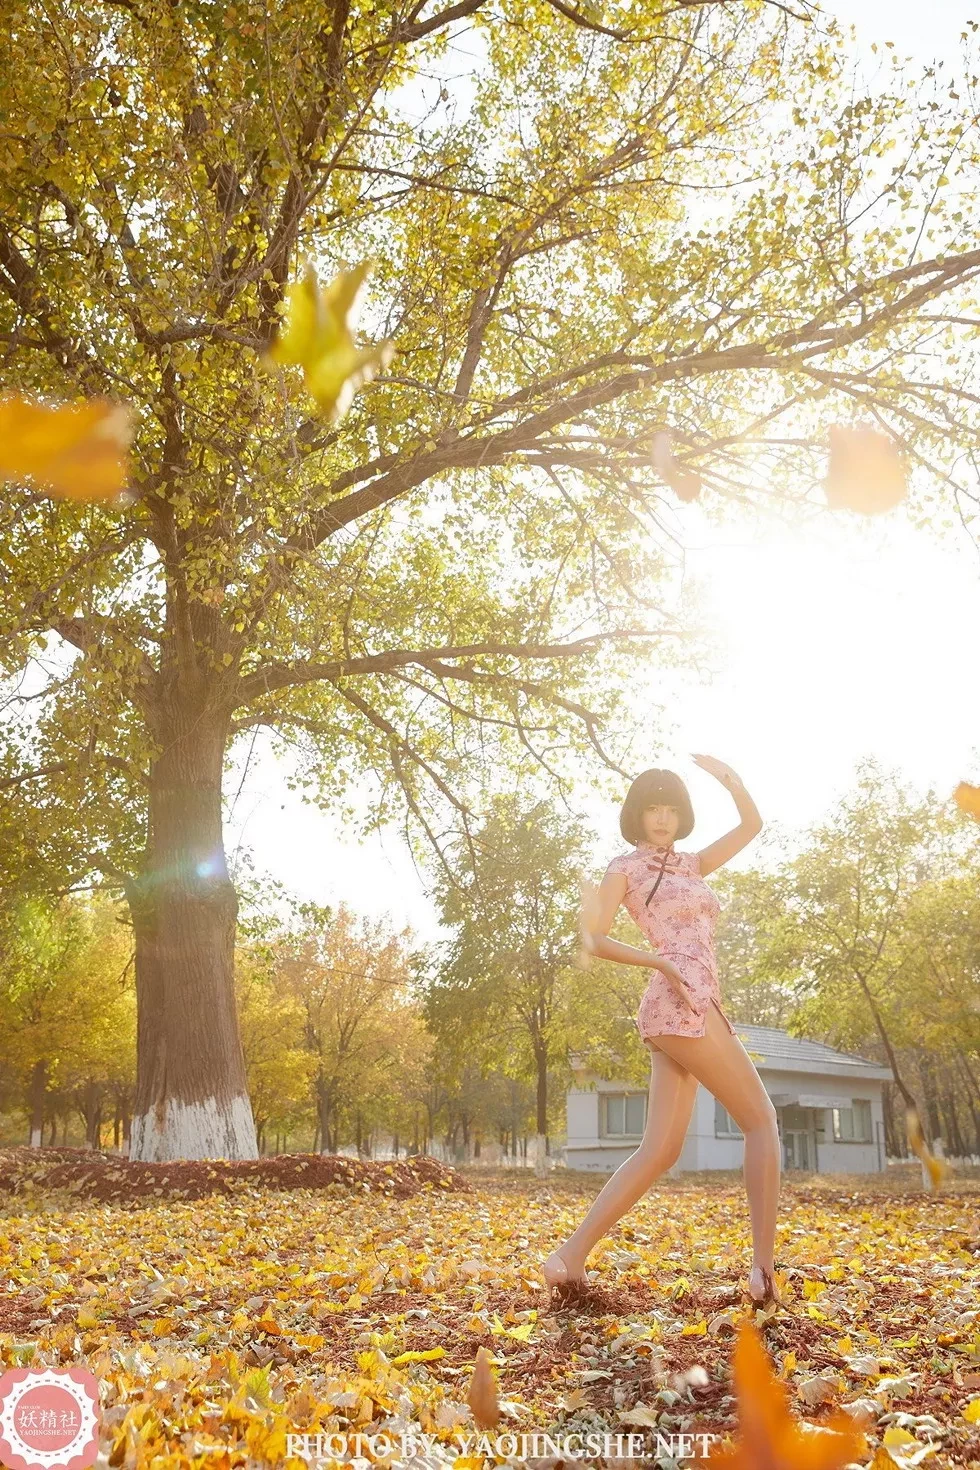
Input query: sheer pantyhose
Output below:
<box><xmin>551</xmin><ymin>1001</ymin><xmax>780</xmax><ymax>1288</ymax></box>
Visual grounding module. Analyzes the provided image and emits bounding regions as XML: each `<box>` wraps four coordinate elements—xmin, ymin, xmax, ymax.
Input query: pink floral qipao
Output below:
<box><xmin>602</xmin><ymin>840</ymin><xmax>738</xmax><ymax>1047</ymax></box>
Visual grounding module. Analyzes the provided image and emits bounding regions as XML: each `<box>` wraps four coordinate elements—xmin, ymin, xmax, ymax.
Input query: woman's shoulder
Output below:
<box><xmin>601</xmin><ymin>850</ymin><xmax>637</xmax><ymax>880</ymax></box>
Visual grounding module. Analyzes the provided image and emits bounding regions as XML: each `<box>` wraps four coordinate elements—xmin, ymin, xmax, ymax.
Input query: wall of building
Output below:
<box><xmin>565</xmin><ymin>1079</ymin><xmax>683</xmax><ymax>1175</ymax></box>
<box><xmin>565</xmin><ymin>1068</ymin><xmax>887</xmax><ymax>1175</ymax></box>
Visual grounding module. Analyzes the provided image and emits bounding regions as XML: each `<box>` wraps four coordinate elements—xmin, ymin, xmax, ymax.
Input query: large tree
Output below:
<box><xmin>2</xmin><ymin>1</ymin><xmax>980</xmax><ymax>1158</ymax></box>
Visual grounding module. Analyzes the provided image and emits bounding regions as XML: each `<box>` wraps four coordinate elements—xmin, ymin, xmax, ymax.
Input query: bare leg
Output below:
<box><xmin>649</xmin><ymin>1002</ymin><xmax>781</xmax><ymax>1298</ymax></box>
<box><xmin>543</xmin><ymin>1047</ymin><xmax>699</xmax><ymax>1283</ymax></box>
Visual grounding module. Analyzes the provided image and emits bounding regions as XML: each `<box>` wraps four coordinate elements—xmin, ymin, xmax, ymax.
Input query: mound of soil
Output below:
<box><xmin>0</xmin><ymin>1147</ymin><xmax>469</xmax><ymax>1205</ymax></box>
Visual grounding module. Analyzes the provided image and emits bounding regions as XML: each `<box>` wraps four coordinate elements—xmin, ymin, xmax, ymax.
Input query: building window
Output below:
<box><xmin>832</xmin><ymin>1099</ymin><xmax>872</xmax><ymax>1143</ymax></box>
<box><xmin>602</xmin><ymin>1092</ymin><xmax>647</xmax><ymax>1137</ymax></box>
<box><xmin>714</xmin><ymin>1099</ymin><xmax>743</xmax><ymax>1138</ymax></box>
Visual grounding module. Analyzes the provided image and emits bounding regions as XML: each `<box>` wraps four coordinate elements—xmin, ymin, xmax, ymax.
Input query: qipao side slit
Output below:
<box><xmin>602</xmin><ymin>841</ymin><xmax>738</xmax><ymax>1048</ymax></box>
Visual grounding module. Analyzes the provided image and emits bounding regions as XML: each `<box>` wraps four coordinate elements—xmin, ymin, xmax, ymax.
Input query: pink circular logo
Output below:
<box><xmin>0</xmin><ymin>1367</ymin><xmax>100</xmax><ymax>1470</ymax></box>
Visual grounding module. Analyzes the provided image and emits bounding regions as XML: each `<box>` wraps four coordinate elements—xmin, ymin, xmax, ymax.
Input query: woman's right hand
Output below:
<box><xmin>653</xmin><ymin>956</ymin><xmax>699</xmax><ymax>1011</ymax></box>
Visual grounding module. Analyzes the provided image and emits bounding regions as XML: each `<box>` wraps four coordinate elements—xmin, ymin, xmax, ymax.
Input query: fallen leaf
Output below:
<box><xmin>881</xmin><ymin>1424</ymin><xmax>941</xmax><ymax>1464</ymax></box>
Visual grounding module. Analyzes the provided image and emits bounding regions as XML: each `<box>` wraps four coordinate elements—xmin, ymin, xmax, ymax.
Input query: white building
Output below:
<box><xmin>565</xmin><ymin>1024</ymin><xmax>893</xmax><ymax>1175</ymax></box>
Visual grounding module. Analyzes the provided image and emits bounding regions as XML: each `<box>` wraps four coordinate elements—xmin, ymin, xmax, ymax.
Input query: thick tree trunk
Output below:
<box><xmin>127</xmin><ymin>712</ymin><xmax>256</xmax><ymax>1161</ymax></box>
<box><xmin>28</xmin><ymin>1059</ymin><xmax>46</xmax><ymax>1147</ymax></box>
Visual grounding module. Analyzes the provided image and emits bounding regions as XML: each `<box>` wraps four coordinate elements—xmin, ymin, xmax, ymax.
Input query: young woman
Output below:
<box><xmin>541</xmin><ymin>755</ymin><xmax>781</xmax><ymax>1308</ymax></box>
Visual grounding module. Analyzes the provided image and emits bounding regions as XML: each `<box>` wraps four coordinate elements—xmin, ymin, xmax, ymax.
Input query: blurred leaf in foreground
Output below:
<box><xmin>906</xmin><ymin>1107</ymin><xmax>950</xmax><ymax>1191</ymax></box>
<box><xmin>265</xmin><ymin>260</ymin><xmax>394</xmax><ymax>422</ymax></box>
<box><xmin>706</xmin><ymin>1317</ymin><xmax>867</xmax><ymax>1468</ymax></box>
<box><xmin>0</xmin><ymin>394</ymin><xmax>133</xmax><ymax>502</ymax></box>
<box><xmin>651</xmin><ymin>428</ymin><xmax>702</xmax><ymax>502</ymax></box>
<box><xmin>952</xmin><ymin>781</ymin><xmax>980</xmax><ymax>821</ymax></box>
<box><xmin>825</xmin><ymin>423</ymin><xmax>907</xmax><ymax>514</ymax></box>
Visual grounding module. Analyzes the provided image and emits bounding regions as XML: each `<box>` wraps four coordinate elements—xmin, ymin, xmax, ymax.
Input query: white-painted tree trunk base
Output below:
<box><xmin>129</xmin><ymin>1094</ymin><xmax>258</xmax><ymax>1162</ymax></box>
<box><xmin>29</xmin><ymin>1128</ymin><xmax>41</xmax><ymax>1148</ymax></box>
<box><xmin>533</xmin><ymin>1132</ymin><xmax>549</xmax><ymax>1177</ymax></box>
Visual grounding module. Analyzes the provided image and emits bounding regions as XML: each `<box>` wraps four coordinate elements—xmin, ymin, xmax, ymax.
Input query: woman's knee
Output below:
<box><xmin>740</xmin><ymin>1096</ymin><xmax>779</xmax><ymax>1136</ymax></box>
<box><xmin>635</xmin><ymin>1133</ymin><xmax>684</xmax><ymax>1175</ymax></box>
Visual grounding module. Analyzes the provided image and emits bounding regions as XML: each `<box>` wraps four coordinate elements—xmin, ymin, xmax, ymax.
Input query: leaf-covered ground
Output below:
<box><xmin>1</xmin><ymin>1151</ymin><xmax>978</xmax><ymax>1468</ymax></box>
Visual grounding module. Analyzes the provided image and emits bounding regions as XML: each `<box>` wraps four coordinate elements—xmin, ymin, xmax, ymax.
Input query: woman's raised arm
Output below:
<box><xmin>691</xmin><ymin>753</ymin><xmax>763</xmax><ymax>877</ymax></box>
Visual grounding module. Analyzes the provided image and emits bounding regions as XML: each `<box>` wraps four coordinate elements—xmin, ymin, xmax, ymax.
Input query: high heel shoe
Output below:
<box><xmin>744</xmin><ymin>1265</ymin><xmax>781</xmax><ymax>1308</ymax></box>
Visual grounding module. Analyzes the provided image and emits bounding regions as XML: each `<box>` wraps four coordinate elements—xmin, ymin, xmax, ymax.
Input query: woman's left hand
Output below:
<box><xmin>691</xmin><ymin>753</ymin><xmax>743</xmax><ymax>790</ymax></box>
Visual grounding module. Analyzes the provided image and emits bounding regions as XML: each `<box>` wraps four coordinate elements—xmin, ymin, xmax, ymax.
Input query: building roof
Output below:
<box><xmin>569</xmin><ymin>1023</ymin><xmax>894</xmax><ymax>1084</ymax></box>
<box><xmin>733</xmin><ymin>1023</ymin><xmax>892</xmax><ymax>1080</ymax></box>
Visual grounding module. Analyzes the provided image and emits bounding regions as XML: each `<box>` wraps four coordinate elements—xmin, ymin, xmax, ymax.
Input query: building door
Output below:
<box><xmin>783</xmin><ymin>1129</ymin><xmax>812</xmax><ymax>1170</ymax></box>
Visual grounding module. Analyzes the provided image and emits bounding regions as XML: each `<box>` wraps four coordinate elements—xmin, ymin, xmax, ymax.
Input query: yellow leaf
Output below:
<box><xmin>963</xmin><ymin>1398</ymin><xmax>980</xmax><ymax>1424</ymax></box>
<box><xmin>506</xmin><ymin>1321</ymin><xmax>534</xmax><ymax>1341</ymax></box>
<box><xmin>953</xmin><ymin>782</ymin><xmax>980</xmax><ymax>821</ymax></box>
<box><xmin>0</xmin><ymin>393</ymin><xmax>133</xmax><ymax>502</ymax></box>
<box><xmin>391</xmin><ymin>1347</ymin><xmax>446</xmax><ymax>1364</ymax></box>
<box><xmin>682</xmin><ymin>1319</ymin><xmax>708</xmax><ymax>1336</ymax></box>
<box><xmin>76</xmin><ymin>1306</ymin><xmax>100</xmax><ymax>1329</ymax></box>
<box><xmin>906</xmin><ymin>1107</ymin><xmax>950</xmax><ymax>1190</ymax></box>
<box><xmin>264</xmin><ymin>259</ymin><xmax>394</xmax><ymax>422</ymax></box>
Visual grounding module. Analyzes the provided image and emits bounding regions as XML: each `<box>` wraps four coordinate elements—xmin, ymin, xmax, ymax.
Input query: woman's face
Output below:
<box><xmin>641</xmin><ymin>801</ymin><xmax>680</xmax><ymax>845</ymax></box>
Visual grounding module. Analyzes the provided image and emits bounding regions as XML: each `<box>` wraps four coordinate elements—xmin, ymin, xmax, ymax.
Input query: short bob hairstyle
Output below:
<box><xmin>619</xmin><ymin>768</ymin><xmax>695</xmax><ymax>845</ymax></box>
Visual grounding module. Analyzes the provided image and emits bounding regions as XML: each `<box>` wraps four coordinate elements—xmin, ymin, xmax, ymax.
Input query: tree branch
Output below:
<box><xmin>235</xmin><ymin>628</ymin><xmax>682</xmax><ymax>706</ymax></box>
<box><xmin>284</xmin><ymin>245</ymin><xmax>980</xmax><ymax>552</ymax></box>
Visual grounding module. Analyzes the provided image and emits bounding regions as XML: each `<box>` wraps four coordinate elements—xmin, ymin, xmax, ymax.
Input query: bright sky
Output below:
<box><xmin>225</xmin><ymin>1</ymin><xmax>980</xmax><ymax>944</ymax></box>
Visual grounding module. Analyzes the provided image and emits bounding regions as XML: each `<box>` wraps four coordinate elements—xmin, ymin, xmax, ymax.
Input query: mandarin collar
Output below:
<box><xmin>636</xmin><ymin>840</ymin><xmax>676</xmax><ymax>854</ymax></box>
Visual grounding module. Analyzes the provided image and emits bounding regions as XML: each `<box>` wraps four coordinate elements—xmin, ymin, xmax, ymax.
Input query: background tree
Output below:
<box><xmin>3</xmin><ymin>1</ymin><xmax>980</xmax><ymax>1159</ymax></box>
<box><xmin>429</xmin><ymin>793</ymin><xmax>592</xmax><ymax>1171</ymax></box>
<box><xmin>278</xmin><ymin>901</ymin><xmax>418</xmax><ymax>1153</ymax></box>
<box><xmin>0</xmin><ymin>892</ymin><xmax>134</xmax><ymax>1146</ymax></box>
<box><xmin>710</xmin><ymin>760</ymin><xmax>980</xmax><ymax>1161</ymax></box>
<box><xmin>235</xmin><ymin>936</ymin><xmax>317</xmax><ymax>1154</ymax></box>
<box><xmin>712</xmin><ymin>861</ymin><xmax>801</xmax><ymax>1030</ymax></box>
